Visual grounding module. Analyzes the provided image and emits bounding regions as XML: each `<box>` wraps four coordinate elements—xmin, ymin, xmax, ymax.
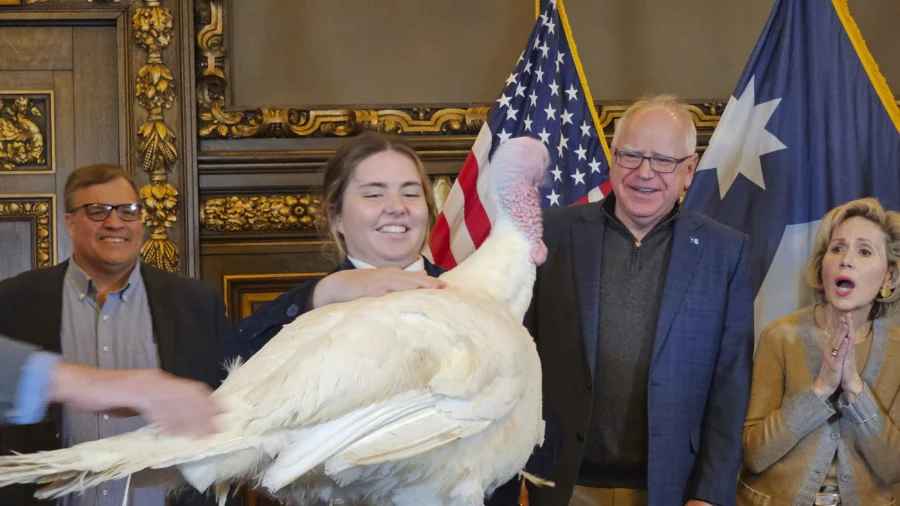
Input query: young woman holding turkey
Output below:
<box><xmin>224</xmin><ymin>132</ymin><xmax>447</xmax><ymax>362</ymax></box>
<box><xmin>738</xmin><ymin>197</ymin><xmax>900</xmax><ymax>506</ymax></box>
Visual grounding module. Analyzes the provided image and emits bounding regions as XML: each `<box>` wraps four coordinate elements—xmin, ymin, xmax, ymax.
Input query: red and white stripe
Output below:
<box><xmin>427</xmin><ymin>124</ymin><xmax>611</xmax><ymax>269</ymax></box>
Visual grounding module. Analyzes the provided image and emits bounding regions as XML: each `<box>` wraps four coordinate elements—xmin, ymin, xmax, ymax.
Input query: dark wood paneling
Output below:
<box><xmin>201</xmin><ymin>241</ymin><xmax>339</xmax><ymax>301</ymax></box>
<box><xmin>53</xmin><ymin>69</ymin><xmax>75</xmax><ymax>262</ymax></box>
<box><xmin>223</xmin><ymin>271</ymin><xmax>326</xmax><ymax>324</ymax></box>
<box><xmin>73</xmin><ymin>26</ymin><xmax>119</xmax><ymax>168</ymax></box>
<box><xmin>0</xmin><ymin>219</ymin><xmax>33</xmax><ymax>280</ymax></box>
<box><xmin>0</xmin><ymin>27</ymin><xmax>73</xmax><ymax>71</ymax></box>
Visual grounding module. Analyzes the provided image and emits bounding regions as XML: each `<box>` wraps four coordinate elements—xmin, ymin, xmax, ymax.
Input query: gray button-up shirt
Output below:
<box><xmin>60</xmin><ymin>260</ymin><xmax>165</xmax><ymax>506</ymax></box>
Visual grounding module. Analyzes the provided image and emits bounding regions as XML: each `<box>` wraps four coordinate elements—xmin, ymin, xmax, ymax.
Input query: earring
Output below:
<box><xmin>881</xmin><ymin>286</ymin><xmax>893</xmax><ymax>299</ymax></box>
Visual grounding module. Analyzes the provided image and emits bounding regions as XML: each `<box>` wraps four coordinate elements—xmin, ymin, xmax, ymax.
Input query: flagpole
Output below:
<box><xmin>557</xmin><ymin>0</ymin><xmax>612</xmax><ymax>163</ymax></box>
<box><xmin>831</xmin><ymin>0</ymin><xmax>900</xmax><ymax>133</ymax></box>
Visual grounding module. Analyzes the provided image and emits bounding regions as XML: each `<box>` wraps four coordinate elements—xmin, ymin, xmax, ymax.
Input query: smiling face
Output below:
<box><xmin>609</xmin><ymin>105</ymin><xmax>697</xmax><ymax>235</ymax></box>
<box><xmin>333</xmin><ymin>150</ymin><xmax>429</xmax><ymax>268</ymax></box>
<box><xmin>821</xmin><ymin>216</ymin><xmax>893</xmax><ymax>312</ymax></box>
<box><xmin>65</xmin><ymin>176</ymin><xmax>144</xmax><ymax>277</ymax></box>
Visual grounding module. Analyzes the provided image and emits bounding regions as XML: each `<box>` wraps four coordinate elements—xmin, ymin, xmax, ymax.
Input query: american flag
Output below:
<box><xmin>427</xmin><ymin>0</ymin><xmax>612</xmax><ymax>269</ymax></box>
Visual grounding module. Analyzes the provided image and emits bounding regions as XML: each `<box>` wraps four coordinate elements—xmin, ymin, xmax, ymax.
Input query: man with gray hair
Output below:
<box><xmin>525</xmin><ymin>95</ymin><xmax>753</xmax><ymax>505</ymax></box>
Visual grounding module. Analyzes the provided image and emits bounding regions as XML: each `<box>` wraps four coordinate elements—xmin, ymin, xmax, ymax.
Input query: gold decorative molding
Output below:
<box><xmin>195</xmin><ymin>0</ymin><xmax>489</xmax><ymax>139</ymax></box>
<box><xmin>0</xmin><ymin>194</ymin><xmax>55</xmax><ymax>269</ymax></box>
<box><xmin>200</xmin><ymin>194</ymin><xmax>322</xmax><ymax>232</ymax></box>
<box><xmin>134</xmin><ymin>0</ymin><xmax>179</xmax><ymax>272</ymax></box>
<box><xmin>593</xmin><ymin>102</ymin><xmax>725</xmax><ymax>133</ymax></box>
<box><xmin>0</xmin><ymin>93</ymin><xmax>53</xmax><ymax>173</ymax></box>
<box><xmin>223</xmin><ymin>272</ymin><xmax>327</xmax><ymax>323</ymax></box>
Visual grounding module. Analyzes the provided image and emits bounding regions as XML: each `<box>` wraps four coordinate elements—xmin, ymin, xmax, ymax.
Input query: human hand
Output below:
<box><xmin>840</xmin><ymin>313</ymin><xmax>865</xmax><ymax>402</ymax></box>
<box><xmin>123</xmin><ymin>370</ymin><xmax>223</xmax><ymax>437</ymax></box>
<box><xmin>50</xmin><ymin>365</ymin><xmax>223</xmax><ymax>437</ymax></box>
<box><xmin>311</xmin><ymin>268</ymin><xmax>446</xmax><ymax>308</ymax></box>
<box><xmin>813</xmin><ymin>315</ymin><xmax>850</xmax><ymax>399</ymax></box>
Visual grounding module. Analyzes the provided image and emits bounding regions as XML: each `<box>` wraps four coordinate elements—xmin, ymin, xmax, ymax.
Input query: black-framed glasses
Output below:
<box><xmin>68</xmin><ymin>203</ymin><xmax>143</xmax><ymax>222</ymax></box>
<box><xmin>614</xmin><ymin>149</ymin><xmax>692</xmax><ymax>174</ymax></box>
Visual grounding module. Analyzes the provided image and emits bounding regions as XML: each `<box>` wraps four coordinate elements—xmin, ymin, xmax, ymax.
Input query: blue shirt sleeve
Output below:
<box><xmin>10</xmin><ymin>351</ymin><xmax>61</xmax><ymax>425</ymax></box>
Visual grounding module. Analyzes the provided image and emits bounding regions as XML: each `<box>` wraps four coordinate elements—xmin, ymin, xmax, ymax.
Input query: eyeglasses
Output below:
<box><xmin>614</xmin><ymin>149</ymin><xmax>692</xmax><ymax>174</ymax></box>
<box><xmin>68</xmin><ymin>203</ymin><xmax>143</xmax><ymax>222</ymax></box>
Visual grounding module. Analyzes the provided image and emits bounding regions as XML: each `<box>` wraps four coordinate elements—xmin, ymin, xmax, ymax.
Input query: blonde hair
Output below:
<box><xmin>611</xmin><ymin>94</ymin><xmax>697</xmax><ymax>155</ymax></box>
<box><xmin>319</xmin><ymin>131</ymin><xmax>436</xmax><ymax>259</ymax></box>
<box><xmin>806</xmin><ymin>197</ymin><xmax>900</xmax><ymax>319</ymax></box>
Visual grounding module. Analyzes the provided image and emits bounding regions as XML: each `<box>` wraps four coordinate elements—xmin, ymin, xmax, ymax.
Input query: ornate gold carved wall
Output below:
<box><xmin>201</xmin><ymin>194</ymin><xmax>321</xmax><ymax>233</ymax></box>
<box><xmin>0</xmin><ymin>195</ymin><xmax>55</xmax><ymax>269</ymax></box>
<box><xmin>135</xmin><ymin>0</ymin><xmax>180</xmax><ymax>272</ymax></box>
<box><xmin>0</xmin><ymin>93</ymin><xmax>53</xmax><ymax>173</ymax></box>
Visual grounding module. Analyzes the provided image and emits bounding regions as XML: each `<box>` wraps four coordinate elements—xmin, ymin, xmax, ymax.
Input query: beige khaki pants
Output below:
<box><xmin>569</xmin><ymin>486</ymin><xmax>648</xmax><ymax>506</ymax></box>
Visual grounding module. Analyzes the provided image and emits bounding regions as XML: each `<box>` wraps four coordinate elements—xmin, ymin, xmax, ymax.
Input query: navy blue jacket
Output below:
<box><xmin>224</xmin><ymin>257</ymin><xmax>445</xmax><ymax>361</ymax></box>
<box><xmin>526</xmin><ymin>200</ymin><xmax>753</xmax><ymax>506</ymax></box>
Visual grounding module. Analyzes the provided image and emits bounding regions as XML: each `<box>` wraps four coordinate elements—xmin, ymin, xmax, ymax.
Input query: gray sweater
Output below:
<box><xmin>578</xmin><ymin>200</ymin><xmax>676</xmax><ymax>489</ymax></box>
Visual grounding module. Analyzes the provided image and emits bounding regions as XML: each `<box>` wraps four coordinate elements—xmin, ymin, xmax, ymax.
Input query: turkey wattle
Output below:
<box><xmin>0</xmin><ymin>137</ymin><xmax>551</xmax><ymax>506</ymax></box>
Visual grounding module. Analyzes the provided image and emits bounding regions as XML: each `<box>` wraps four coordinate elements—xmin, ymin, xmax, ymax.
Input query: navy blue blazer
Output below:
<box><xmin>525</xmin><ymin>199</ymin><xmax>753</xmax><ymax>506</ymax></box>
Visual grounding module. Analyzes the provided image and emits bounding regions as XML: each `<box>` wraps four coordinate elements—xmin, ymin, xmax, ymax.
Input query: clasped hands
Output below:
<box><xmin>813</xmin><ymin>313</ymin><xmax>865</xmax><ymax>403</ymax></box>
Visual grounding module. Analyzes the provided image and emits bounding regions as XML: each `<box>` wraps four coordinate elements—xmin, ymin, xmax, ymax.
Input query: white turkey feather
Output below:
<box><xmin>0</xmin><ymin>137</ymin><xmax>551</xmax><ymax>506</ymax></box>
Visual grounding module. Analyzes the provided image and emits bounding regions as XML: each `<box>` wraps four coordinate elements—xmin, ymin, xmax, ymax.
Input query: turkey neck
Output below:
<box><xmin>439</xmin><ymin>219</ymin><xmax>536</xmax><ymax>322</ymax></box>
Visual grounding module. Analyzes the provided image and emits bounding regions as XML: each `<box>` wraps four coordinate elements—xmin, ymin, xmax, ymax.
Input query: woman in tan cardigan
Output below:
<box><xmin>739</xmin><ymin>198</ymin><xmax>900</xmax><ymax>506</ymax></box>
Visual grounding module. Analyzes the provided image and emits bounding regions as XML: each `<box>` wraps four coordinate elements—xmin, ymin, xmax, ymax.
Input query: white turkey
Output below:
<box><xmin>0</xmin><ymin>136</ymin><xmax>551</xmax><ymax>506</ymax></box>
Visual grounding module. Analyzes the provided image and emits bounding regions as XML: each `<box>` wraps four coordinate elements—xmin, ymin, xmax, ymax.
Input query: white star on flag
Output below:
<box><xmin>539</xmin><ymin>42</ymin><xmax>550</xmax><ymax>58</ymax></box>
<box><xmin>546</xmin><ymin>189</ymin><xmax>561</xmax><ymax>206</ymax></box>
<box><xmin>697</xmin><ymin>75</ymin><xmax>787</xmax><ymax>199</ymax></box>
<box><xmin>544</xmin><ymin>104</ymin><xmax>556</xmax><ymax>120</ymax></box>
<box><xmin>549</xmin><ymin>80</ymin><xmax>559</xmax><ymax>96</ymax></box>
<box><xmin>538</xmin><ymin>128</ymin><xmax>551</xmax><ymax>144</ymax></box>
<box><xmin>570</xmin><ymin>168</ymin><xmax>585</xmax><ymax>185</ymax></box>
<box><xmin>575</xmin><ymin>145</ymin><xmax>587</xmax><ymax>160</ymax></box>
<box><xmin>580</xmin><ymin>121</ymin><xmax>591</xmax><ymax>137</ymax></box>
<box><xmin>551</xmin><ymin>166</ymin><xmax>562</xmax><ymax>181</ymax></box>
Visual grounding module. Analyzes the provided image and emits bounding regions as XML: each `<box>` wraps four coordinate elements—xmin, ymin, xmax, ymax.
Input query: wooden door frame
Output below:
<box><xmin>0</xmin><ymin>0</ymin><xmax>199</xmax><ymax>276</ymax></box>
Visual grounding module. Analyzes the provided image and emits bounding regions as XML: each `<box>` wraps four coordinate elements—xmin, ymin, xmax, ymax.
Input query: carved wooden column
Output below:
<box><xmin>133</xmin><ymin>0</ymin><xmax>180</xmax><ymax>272</ymax></box>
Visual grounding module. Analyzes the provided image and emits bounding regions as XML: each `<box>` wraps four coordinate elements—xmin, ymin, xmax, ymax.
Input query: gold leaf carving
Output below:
<box><xmin>135</xmin><ymin>0</ymin><xmax>179</xmax><ymax>272</ymax></box>
<box><xmin>136</xmin><ymin>63</ymin><xmax>175</xmax><ymax>113</ymax></box>
<box><xmin>0</xmin><ymin>97</ymin><xmax>45</xmax><ymax>169</ymax></box>
<box><xmin>0</xmin><ymin>196</ymin><xmax>54</xmax><ymax>268</ymax></box>
<box><xmin>137</xmin><ymin>120</ymin><xmax>177</xmax><ymax>174</ymax></box>
<box><xmin>140</xmin><ymin>182</ymin><xmax>178</xmax><ymax>229</ymax></box>
<box><xmin>133</xmin><ymin>5</ymin><xmax>173</xmax><ymax>53</ymax></box>
<box><xmin>200</xmin><ymin>195</ymin><xmax>322</xmax><ymax>232</ymax></box>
